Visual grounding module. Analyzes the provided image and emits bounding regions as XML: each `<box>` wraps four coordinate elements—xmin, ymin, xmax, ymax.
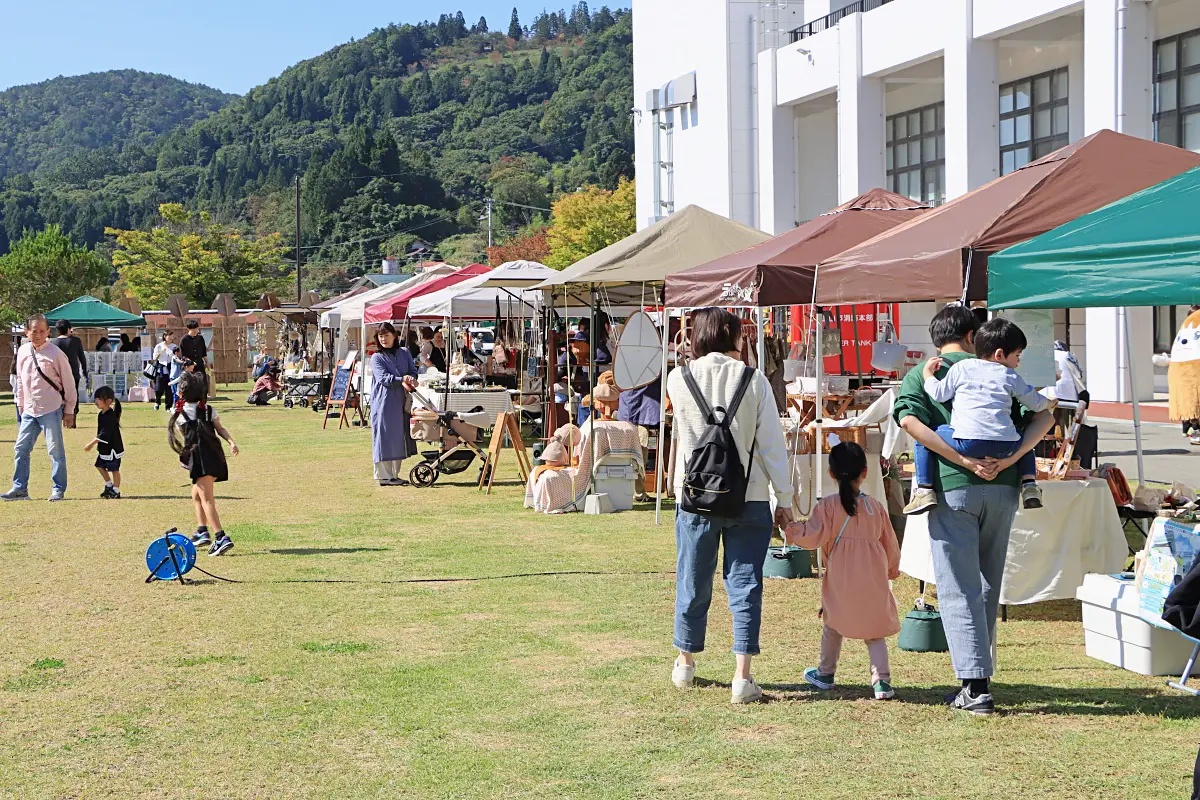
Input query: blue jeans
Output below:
<box><xmin>928</xmin><ymin>484</ymin><xmax>1019</xmax><ymax>680</ymax></box>
<box><xmin>914</xmin><ymin>425</ymin><xmax>1036</xmax><ymax>486</ymax></box>
<box><xmin>12</xmin><ymin>408</ymin><xmax>67</xmax><ymax>493</ymax></box>
<box><xmin>674</xmin><ymin>501</ymin><xmax>773</xmax><ymax>656</ymax></box>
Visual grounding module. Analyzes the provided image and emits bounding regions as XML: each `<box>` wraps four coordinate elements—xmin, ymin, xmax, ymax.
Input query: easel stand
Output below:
<box><xmin>480</xmin><ymin>412</ymin><xmax>532</xmax><ymax>494</ymax></box>
<box><xmin>323</xmin><ymin>386</ymin><xmax>365</xmax><ymax>430</ymax></box>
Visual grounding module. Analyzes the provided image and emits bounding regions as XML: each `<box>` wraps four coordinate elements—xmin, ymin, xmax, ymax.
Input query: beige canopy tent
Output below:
<box><xmin>535</xmin><ymin>204</ymin><xmax>771</xmax><ymax>305</ymax></box>
<box><xmin>535</xmin><ymin>204</ymin><xmax>770</xmax><ymax>524</ymax></box>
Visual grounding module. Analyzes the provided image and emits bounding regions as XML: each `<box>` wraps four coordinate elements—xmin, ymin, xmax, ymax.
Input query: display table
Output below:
<box><xmin>415</xmin><ymin>387</ymin><xmax>514</xmax><ymax>417</ymax></box>
<box><xmin>899</xmin><ymin>478</ymin><xmax>1127</xmax><ymax>605</ymax></box>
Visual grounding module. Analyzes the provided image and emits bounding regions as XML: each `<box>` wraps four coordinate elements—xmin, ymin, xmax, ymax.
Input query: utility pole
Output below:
<box><xmin>294</xmin><ymin>176</ymin><xmax>302</xmax><ymax>302</ymax></box>
<box><xmin>485</xmin><ymin>198</ymin><xmax>494</xmax><ymax>248</ymax></box>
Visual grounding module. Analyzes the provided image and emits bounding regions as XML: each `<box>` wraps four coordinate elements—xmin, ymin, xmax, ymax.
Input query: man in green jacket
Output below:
<box><xmin>893</xmin><ymin>305</ymin><xmax>1054</xmax><ymax>716</ymax></box>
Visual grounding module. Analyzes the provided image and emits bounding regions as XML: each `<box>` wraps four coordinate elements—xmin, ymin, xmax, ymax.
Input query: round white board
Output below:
<box><xmin>612</xmin><ymin>311</ymin><xmax>663</xmax><ymax>390</ymax></box>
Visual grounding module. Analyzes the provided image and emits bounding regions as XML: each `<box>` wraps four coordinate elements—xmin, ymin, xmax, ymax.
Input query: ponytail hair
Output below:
<box><xmin>92</xmin><ymin>385</ymin><xmax>121</xmax><ymax>425</ymax></box>
<box><xmin>828</xmin><ymin>441</ymin><xmax>868</xmax><ymax>517</ymax></box>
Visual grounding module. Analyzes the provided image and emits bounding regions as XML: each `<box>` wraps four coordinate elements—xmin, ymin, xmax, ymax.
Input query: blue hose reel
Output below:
<box><xmin>145</xmin><ymin>528</ymin><xmax>197</xmax><ymax>583</ymax></box>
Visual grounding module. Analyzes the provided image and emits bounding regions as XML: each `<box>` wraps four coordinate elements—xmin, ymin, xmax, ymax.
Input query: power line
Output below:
<box><xmin>295</xmin><ymin>212</ymin><xmax>455</xmax><ymax>251</ymax></box>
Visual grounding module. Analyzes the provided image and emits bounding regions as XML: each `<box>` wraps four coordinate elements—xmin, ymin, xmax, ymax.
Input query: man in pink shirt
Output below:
<box><xmin>4</xmin><ymin>314</ymin><xmax>77</xmax><ymax>502</ymax></box>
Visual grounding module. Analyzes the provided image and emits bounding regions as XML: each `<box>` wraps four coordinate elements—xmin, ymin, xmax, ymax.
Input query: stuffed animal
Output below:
<box><xmin>1165</xmin><ymin>309</ymin><xmax>1200</xmax><ymax>436</ymax></box>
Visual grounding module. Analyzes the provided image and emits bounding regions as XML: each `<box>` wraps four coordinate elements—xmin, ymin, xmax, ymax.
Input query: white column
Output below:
<box><xmin>1083</xmin><ymin>0</ymin><xmax>1155</xmax><ymax>402</ymax></box>
<box><xmin>944</xmin><ymin>0</ymin><xmax>998</xmax><ymax>199</ymax></box>
<box><xmin>836</xmin><ymin>13</ymin><xmax>885</xmax><ymax>202</ymax></box>
<box><xmin>757</xmin><ymin>50</ymin><xmax>798</xmax><ymax>234</ymax></box>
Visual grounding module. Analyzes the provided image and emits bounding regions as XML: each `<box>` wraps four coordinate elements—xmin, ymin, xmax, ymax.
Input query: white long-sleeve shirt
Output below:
<box><xmin>924</xmin><ymin>358</ymin><xmax>1048</xmax><ymax>442</ymax></box>
<box><xmin>667</xmin><ymin>352</ymin><xmax>793</xmax><ymax>509</ymax></box>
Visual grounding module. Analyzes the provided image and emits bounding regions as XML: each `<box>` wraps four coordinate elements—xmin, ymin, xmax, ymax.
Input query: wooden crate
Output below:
<box><xmin>0</xmin><ymin>333</ymin><xmax>12</xmax><ymax>380</ymax></box>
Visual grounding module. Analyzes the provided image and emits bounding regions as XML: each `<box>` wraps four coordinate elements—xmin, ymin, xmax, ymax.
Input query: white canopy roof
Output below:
<box><xmin>476</xmin><ymin>260</ymin><xmax>554</xmax><ymax>288</ymax></box>
<box><xmin>407</xmin><ymin>261</ymin><xmax>555</xmax><ymax>319</ymax></box>
<box><xmin>318</xmin><ymin>266</ymin><xmax>454</xmax><ymax>328</ymax></box>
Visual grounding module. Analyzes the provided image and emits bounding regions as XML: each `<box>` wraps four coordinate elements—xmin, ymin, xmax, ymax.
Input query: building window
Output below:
<box><xmin>1154</xmin><ymin>28</ymin><xmax>1200</xmax><ymax>151</ymax></box>
<box><xmin>885</xmin><ymin>102</ymin><xmax>945</xmax><ymax>204</ymax></box>
<box><xmin>999</xmin><ymin>68</ymin><xmax>1069</xmax><ymax>175</ymax></box>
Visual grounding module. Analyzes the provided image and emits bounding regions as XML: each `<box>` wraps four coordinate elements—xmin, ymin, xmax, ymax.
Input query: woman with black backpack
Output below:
<box><xmin>666</xmin><ymin>308</ymin><xmax>794</xmax><ymax>704</ymax></box>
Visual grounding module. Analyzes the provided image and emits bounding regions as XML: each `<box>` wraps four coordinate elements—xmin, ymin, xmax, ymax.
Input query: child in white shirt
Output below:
<box><xmin>906</xmin><ymin>317</ymin><xmax>1053</xmax><ymax>514</ymax></box>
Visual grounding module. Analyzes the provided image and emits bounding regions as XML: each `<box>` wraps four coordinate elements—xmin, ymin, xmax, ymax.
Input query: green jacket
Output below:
<box><xmin>892</xmin><ymin>351</ymin><xmax>1027</xmax><ymax>492</ymax></box>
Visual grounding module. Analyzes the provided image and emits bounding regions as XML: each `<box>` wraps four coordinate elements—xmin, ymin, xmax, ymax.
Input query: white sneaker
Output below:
<box><xmin>730</xmin><ymin>677</ymin><xmax>763</xmax><ymax>704</ymax></box>
<box><xmin>48</xmin><ymin>489</ymin><xmax>65</xmax><ymax>502</ymax></box>
<box><xmin>1021</xmin><ymin>482</ymin><xmax>1043</xmax><ymax>509</ymax></box>
<box><xmin>671</xmin><ymin>661</ymin><xmax>696</xmax><ymax>689</ymax></box>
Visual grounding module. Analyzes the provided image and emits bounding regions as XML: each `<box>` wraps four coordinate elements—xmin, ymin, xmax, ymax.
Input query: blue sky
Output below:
<box><xmin>0</xmin><ymin>1</ymin><xmax>574</xmax><ymax>94</ymax></box>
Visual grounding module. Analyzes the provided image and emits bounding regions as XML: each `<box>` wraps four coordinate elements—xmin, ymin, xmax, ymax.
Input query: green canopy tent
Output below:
<box><xmin>988</xmin><ymin>166</ymin><xmax>1200</xmax><ymax>482</ymax></box>
<box><xmin>43</xmin><ymin>296</ymin><xmax>146</xmax><ymax>328</ymax></box>
<box><xmin>989</xmin><ymin>164</ymin><xmax>1200</xmax><ymax>309</ymax></box>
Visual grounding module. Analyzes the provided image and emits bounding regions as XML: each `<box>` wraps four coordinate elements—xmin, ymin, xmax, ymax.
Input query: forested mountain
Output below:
<box><xmin>0</xmin><ymin>6</ymin><xmax>633</xmax><ymax>294</ymax></box>
<box><xmin>0</xmin><ymin>70</ymin><xmax>233</xmax><ymax>179</ymax></box>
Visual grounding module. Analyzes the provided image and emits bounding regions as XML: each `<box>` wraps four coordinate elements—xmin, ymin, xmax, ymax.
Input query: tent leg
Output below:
<box><xmin>814</xmin><ymin>305</ymin><xmax>824</xmax><ymax>574</ymax></box>
<box><xmin>1121</xmin><ymin>307</ymin><xmax>1146</xmax><ymax>485</ymax></box>
<box><xmin>655</xmin><ymin>311</ymin><xmax>669</xmax><ymax>526</ymax></box>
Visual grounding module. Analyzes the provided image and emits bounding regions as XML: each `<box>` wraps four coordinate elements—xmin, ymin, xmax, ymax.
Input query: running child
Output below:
<box><xmin>168</xmin><ymin>372</ymin><xmax>239</xmax><ymax>556</ymax></box>
<box><xmin>785</xmin><ymin>442</ymin><xmax>901</xmax><ymax>700</ymax></box>
<box><xmin>83</xmin><ymin>385</ymin><xmax>124</xmax><ymax>499</ymax></box>
<box><xmin>905</xmin><ymin>317</ymin><xmax>1052</xmax><ymax>515</ymax></box>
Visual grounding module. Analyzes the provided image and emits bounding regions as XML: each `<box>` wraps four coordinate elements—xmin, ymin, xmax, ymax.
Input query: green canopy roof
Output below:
<box><xmin>989</xmin><ymin>165</ymin><xmax>1200</xmax><ymax>309</ymax></box>
<box><xmin>43</xmin><ymin>296</ymin><xmax>145</xmax><ymax>328</ymax></box>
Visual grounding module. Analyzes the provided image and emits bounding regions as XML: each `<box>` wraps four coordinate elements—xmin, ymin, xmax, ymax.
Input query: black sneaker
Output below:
<box><xmin>100</xmin><ymin>486</ymin><xmax>116</xmax><ymax>499</ymax></box>
<box><xmin>949</xmin><ymin>687</ymin><xmax>995</xmax><ymax>716</ymax></box>
<box><xmin>191</xmin><ymin>530</ymin><xmax>212</xmax><ymax>548</ymax></box>
<box><xmin>209</xmin><ymin>535</ymin><xmax>234</xmax><ymax>556</ymax></box>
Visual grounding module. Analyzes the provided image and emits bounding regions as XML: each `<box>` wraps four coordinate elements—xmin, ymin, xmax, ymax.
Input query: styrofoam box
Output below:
<box><xmin>1076</xmin><ymin>574</ymin><xmax>1197</xmax><ymax>676</ymax></box>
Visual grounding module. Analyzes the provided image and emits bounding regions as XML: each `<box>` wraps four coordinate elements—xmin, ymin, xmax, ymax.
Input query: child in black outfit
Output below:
<box><xmin>168</xmin><ymin>373</ymin><xmax>239</xmax><ymax>556</ymax></box>
<box><xmin>83</xmin><ymin>386</ymin><xmax>124</xmax><ymax>499</ymax></box>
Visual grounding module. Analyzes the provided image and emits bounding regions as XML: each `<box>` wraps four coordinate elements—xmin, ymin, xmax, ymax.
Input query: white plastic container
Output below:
<box><xmin>1076</xmin><ymin>573</ymin><xmax>1197</xmax><ymax>676</ymax></box>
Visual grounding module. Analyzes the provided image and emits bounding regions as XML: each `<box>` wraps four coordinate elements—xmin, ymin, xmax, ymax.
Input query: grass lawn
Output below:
<box><xmin>0</xmin><ymin>388</ymin><xmax>1196</xmax><ymax>798</ymax></box>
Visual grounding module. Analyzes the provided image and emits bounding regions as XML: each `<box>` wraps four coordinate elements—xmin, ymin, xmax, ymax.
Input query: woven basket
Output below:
<box><xmin>788</xmin><ymin>425</ymin><xmax>870</xmax><ymax>455</ymax></box>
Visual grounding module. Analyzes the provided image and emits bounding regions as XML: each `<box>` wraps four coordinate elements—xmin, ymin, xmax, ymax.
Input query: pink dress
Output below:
<box><xmin>788</xmin><ymin>494</ymin><xmax>901</xmax><ymax>641</ymax></box>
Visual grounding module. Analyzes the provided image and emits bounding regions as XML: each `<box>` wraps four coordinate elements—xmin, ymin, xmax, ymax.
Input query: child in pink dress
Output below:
<box><xmin>786</xmin><ymin>442</ymin><xmax>902</xmax><ymax>699</ymax></box>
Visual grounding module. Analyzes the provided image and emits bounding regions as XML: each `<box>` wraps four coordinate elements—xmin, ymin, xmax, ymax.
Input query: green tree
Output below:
<box><xmin>0</xmin><ymin>225</ymin><xmax>110</xmax><ymax>325</ymax></box>
<box><xmin>545</xmin><ymin>178</ymin><xmax>634</xmax><ymax>269</ymax></box>
<box><xmin>473</xmin><ymin>16</ymin><xmax>489</xmax><ymax>34</ymax></box>
<box><xmin>508</xmin><ymin>8</ymin><xmax>523</xmax><ymax>39</ymax></box>
<box><xmin>107</xmin><ymin>203</ymin><xmax>289</xmax><ymax>308</ymax></box>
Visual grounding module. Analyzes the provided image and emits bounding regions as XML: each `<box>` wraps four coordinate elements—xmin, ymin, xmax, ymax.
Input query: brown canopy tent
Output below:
<box><xmin>815</xmin><ymin>130</ymin><xmax>1200</xmax><ymax>304</ymax></box>
<box><xmin>663</xmin><ymin>189</ymin><xmax>929</xmax><ymax>308</ymax></box>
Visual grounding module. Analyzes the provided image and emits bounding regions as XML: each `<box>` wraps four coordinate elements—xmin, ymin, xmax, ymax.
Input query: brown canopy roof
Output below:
<box><xmin>664</xmin><ymin>189</ymin><xmax>928</xmax><ymax>307</ymax></box>
<box><xmin>815</xmin><ymin>130</ymin><xmax>1200</xmax><ymax>304</ymax></box>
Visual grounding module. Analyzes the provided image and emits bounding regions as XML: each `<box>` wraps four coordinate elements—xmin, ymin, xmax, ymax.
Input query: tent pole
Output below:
<box><xmin>655</xmin><ymin>302</ymin><xmax>669</xmax><ymax>526</ymax></box>
<box><xmin>1121</xmin><ymin>307</ymin><xmax>1146</xmax><ymax>484</ymax></box>
<box><xmin>589</xmin><ymin>284</ymin><xmax>598</xmax><ymax>499</ymax></box>
<box><xmin>756</xmin><ymin>307</ymin><xmax>766</xmax><ymax>375</ymax></box>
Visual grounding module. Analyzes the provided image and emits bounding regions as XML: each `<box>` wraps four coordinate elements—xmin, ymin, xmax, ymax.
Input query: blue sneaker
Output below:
<box><xmin>803</xmin><ymin>668</ymin><xmax>835</xmax><ymax>691</ymax></box>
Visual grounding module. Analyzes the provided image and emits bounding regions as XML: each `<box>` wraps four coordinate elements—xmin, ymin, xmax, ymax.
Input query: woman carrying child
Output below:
<box><xmin>169</xmin><ymin>373</ymin><xmax>239</xmax><ymax>556</ymax></box>
<box><xmin>786</xmin><ymin>442</ymin><xmax>901</xmax><ymax>700</ymax></box>
<box><xmin>83</xmin><ymin>385</ymin><xmax>124</xmax><ymax>499</ymax></box>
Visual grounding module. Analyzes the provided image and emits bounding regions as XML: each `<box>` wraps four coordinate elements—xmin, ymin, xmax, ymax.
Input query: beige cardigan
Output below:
<box><xmin>667</xmin><ymin>353</ymin><xmax>793</xmax><ymax>509</ymax></box>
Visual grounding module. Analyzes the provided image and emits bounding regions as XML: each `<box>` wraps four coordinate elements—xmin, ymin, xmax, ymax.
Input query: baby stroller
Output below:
<box><xmin>409</xmin><ymin>391</ymin><xmax>493</xmax><ymax>488</ymax></box>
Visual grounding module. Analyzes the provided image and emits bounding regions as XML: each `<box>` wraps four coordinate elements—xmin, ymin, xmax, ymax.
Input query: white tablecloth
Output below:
<box><xmin>415</xmin><ymin>388</ymin><xmax>514</xmax><ymax>417</ymax></box>
<box><xmin>899</xmin><ymin>478</ymin><xmax>1127</xmax><ymax>605</ymax></box>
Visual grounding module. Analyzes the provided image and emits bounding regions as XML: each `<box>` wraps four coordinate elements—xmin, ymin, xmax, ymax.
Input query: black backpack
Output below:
<box><xmin>679</xmin><ymin>364</ymin><xmax>756</xmax><ymax>517</ymax></box>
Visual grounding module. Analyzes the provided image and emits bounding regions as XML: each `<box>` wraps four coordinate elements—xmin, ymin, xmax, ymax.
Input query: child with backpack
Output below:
<box><xmin>168</xmin><ymin>372</ymin><xmax>239</xmax><ymax>556</ymax></box>
<box><xmin>83</xmin><ymin>385</ymin><xmax>124</xmax><ymax>499</ymax></box>
<box><xmin>785</xmin><ymin>442</ymin><xmax>901</xmax><ymax>700</ymax></box>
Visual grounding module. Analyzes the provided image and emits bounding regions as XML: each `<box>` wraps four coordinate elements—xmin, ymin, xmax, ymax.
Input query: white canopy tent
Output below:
<box><xmin>320</xmin><ymin>266</ymin><xmax>455</xmax><ymax>359</ymax></box>
<box><xmin>407</xmin><ymin>261</ymin><xmax>555</xmax><ymax>319</ymax></box>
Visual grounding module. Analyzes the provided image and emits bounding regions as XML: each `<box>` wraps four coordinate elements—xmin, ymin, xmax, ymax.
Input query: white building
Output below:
<box><xmin>633</xmin><ymin>0</ymin><xmax>1200</xmax><ymax>402</ymax></box>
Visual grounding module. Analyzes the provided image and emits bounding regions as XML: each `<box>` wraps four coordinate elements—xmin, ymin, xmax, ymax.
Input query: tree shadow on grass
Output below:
<box><xmin>121</xmin><ymin>495</ymin><xmax>250</xmax><ymax>501</ymax></box>
<box><xmin>267</xmin><ymin>547</ymin><xmax>391</xmax><ymax>556</ymax></box>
